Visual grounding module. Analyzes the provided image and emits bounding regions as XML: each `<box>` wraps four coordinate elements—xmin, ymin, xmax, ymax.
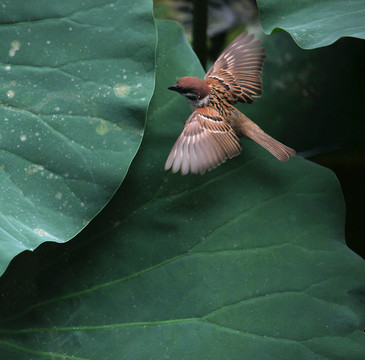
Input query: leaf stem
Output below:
<box><xmin>192</xmin><ymin>0</ymin><xmax>208</xmax><ymax>70</ymax></box>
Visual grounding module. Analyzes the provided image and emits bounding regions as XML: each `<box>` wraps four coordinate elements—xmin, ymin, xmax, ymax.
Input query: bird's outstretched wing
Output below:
<box><xmin>205</xmin><ymin>32</ymin><xmax>265</xmax><ymax>104</ymax></box>
<box><xmin>165</xmin><ymin>109</ymin><xmax>241</xmax><ymax>175</ymax></box>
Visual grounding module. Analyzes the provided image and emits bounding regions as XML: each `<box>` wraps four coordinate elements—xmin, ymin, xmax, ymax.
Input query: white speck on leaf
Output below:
<box><xmin>114</xmin><ymin>83</ymin><xmax>130</xmax><ymax>97</ymax></box>
<box><xmin>20</xmin><ymin>134</ymin><xmax>27</xmax><ymax>142</ymax></box>
<box><xmin>33</xmin><ymin>228</ymin><xmax>59</xmax><ymax>240</ymax></box>
<box><xmin>25</xmin><ymin>164</ymin><xmax>45</xmax><ymax>175</ymax></box>
<box><xmin>96</xmin><ymin>120</ymin><xmax>110</xmax><ymax>135</ymax></box>
<box><xmin>9</xmin><ymin>40</ymin><xmax>20</xmax><ymax>57</ymax></box>
<box><xmin>7</xmin><ymin>90</ymin><xmax>15</xmax><ymax>98</ymax></box>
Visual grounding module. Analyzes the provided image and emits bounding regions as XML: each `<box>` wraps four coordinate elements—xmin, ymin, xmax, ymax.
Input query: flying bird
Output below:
<box><xmin>165</xmin><ymin>32</ymin><xmax>295</xmax><ymax>175</ymax></box>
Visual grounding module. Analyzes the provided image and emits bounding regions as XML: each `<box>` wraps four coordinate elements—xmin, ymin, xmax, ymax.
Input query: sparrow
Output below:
<box><xmin>165</xmin><ymin>32</ymin><xmax>296</xmax><ymax>175</ymax></box>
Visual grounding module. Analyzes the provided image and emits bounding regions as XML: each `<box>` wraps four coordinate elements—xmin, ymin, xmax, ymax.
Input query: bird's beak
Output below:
<box><xmin>168</xmin><ymin>84</ymin><xmax>179</xmax><ymax>92</ymax></box>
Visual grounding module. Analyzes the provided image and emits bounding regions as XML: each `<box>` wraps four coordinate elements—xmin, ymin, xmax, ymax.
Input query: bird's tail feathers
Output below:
<box><xmin>246</xmin><ymin>124</ymin><xmax>296</xmax><ymax>161</ymax></box>
<box><xmin>231</xmin><ymin>111</ymin><xmax>295</xmax><ymax>161</ymax></box>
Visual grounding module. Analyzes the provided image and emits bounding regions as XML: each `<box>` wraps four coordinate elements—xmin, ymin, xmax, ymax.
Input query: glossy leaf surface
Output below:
<box><xmin>0</xmin><ymin>0</ymin><xmax>156</xmax><ymax>275</ymax></box>
<box><xmin>257</xmin><ymin>0</ymin><xmax>365</xmax><ymax>49</ymax></box>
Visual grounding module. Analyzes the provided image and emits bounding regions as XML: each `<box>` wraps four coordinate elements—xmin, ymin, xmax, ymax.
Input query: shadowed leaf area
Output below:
<box><xmin>0</xmin><ymin>20</ymin><xmax>364</xmax><ymax>360</ymax></box>
<box><xmin>0</xmin><ymin>0</ymin><xmax>156</xmax><ymax>276</ymax></box>
<box><xmin>241</xmin><ymin>32</ymin><xmax>364</xmax><ymax>154</ymax></box>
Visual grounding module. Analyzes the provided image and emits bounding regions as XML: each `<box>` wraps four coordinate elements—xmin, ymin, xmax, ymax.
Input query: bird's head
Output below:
<box><xmin>168</xmin><ymin>76</ymin><xmax>210</xmax><ymax>108</ymax></box>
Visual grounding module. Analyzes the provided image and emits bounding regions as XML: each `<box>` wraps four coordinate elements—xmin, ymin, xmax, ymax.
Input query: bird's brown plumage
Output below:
<box><xmin>205</xmin><ymin>32</ymin><xmax>265</xmax><ymax>104</ymax></box>
<box><xmin>165</xmin><ymin>107</ymin><xmax>242</xmax><ymax>175</ymax></box>
<box><xmin>165</xmin><ymin>32</ymin><xmax>295</xmax><ymax>175</ymax></box>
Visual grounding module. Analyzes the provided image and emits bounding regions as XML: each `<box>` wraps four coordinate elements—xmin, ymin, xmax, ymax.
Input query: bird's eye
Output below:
<box><xmin>185</xmin><ymin>93</ymin><xmax>198</xmax><ymax>101</ymax></box>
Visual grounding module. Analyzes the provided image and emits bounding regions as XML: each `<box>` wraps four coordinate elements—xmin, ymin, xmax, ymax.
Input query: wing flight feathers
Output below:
<box><xmin>165</xmin><ymin>111</ymin><xmax>241</xmax><ymax>175</ymax></box>
<box><xmin>205</xmin><ymin>32</ymin><xmax>265</xmax><ymax>104</ymax></box>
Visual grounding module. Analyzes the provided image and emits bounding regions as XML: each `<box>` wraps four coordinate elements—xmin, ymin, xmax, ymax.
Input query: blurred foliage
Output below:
<box><xmin>154</xmin><ymin>0</ymin><xmax>258</xmax><ymax>37</ymax></box>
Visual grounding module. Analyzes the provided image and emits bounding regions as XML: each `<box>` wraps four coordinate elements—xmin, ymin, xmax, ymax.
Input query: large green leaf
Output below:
<box><xmin>0</xmin><ymin>0</ymin><xmax>156</xmax><ymax>276</ymax></box>
<box><xmin>257</xmin><ymin>0</ymin><xmax>365</xmax><ymax>49</ymax></box>
<box><xmin>0</xmin><ymin>20</ymin><xmax>364</xmax><ymax>359</ymax></box>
